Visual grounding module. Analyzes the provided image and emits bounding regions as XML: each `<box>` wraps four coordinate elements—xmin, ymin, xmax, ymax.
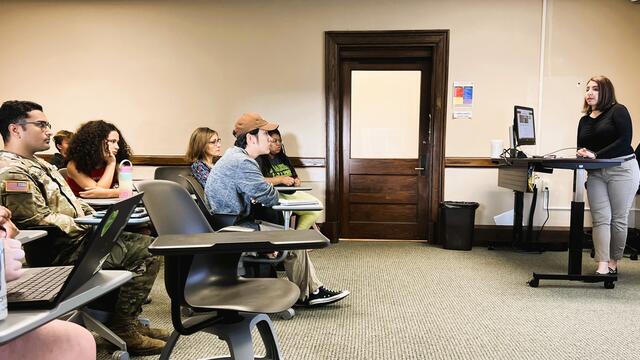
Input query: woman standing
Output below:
<box><xmin>577</xmin><ymin>75</ymin><xmax>639</xmax><ymax>275</ymax></box>
<box><xmin>186</xmin><ymin>127</ymin><xmax>222</xmax><ymax>188</ymax></box>
<box><xmin>66</xmin><ymin>120</ymin><xmax>132</xmax><ymax>198</ymax></box>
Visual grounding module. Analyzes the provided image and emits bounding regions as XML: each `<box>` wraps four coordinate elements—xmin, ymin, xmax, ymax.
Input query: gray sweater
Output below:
<box><xmin>204</xmin><ymin>146</ymin><xmax>279</xmax><ymax>222</ymax></box>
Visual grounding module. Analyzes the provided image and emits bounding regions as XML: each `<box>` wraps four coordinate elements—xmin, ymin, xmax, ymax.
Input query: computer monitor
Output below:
<box><xmin>513</xmin><ymin>105</ymin><xmax>535</xmax><ymax>146</ymax></box>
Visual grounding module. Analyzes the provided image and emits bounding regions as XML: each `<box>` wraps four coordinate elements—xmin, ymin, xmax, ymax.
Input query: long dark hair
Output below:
<box><xmin>67</xmin><ymin>120</ymin><xmax>132</xmax><ymax>175</ymax></box>
<box><xmin>257</xmin><ymin>129</ymin><xmax>297</xmax><ymax>178</ymax></box>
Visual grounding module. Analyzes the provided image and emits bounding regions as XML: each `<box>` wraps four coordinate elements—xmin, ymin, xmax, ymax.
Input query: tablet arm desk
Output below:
<box><xmin>498</xmin><ymin>158</ymin><xmax>622</xmax><ymax>288</ymax></box>
<box><xmin>149</xmin><ymin>229</ymin><xmax>329</xmax><ymax>360</ymax></box>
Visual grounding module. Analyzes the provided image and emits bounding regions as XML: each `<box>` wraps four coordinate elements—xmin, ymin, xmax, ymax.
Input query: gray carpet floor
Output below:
<box><xmin>97</xmin><ymin>241</ymin><xmax>640</xmax><ymax>359</ymax></box>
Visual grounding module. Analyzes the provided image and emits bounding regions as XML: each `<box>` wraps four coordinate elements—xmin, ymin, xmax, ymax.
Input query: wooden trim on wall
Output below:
<box><xmin>445</xmin><ymin>157</ymin><xmax>500</xmax><ymax>168</ymax></box>
<box><xmin>39</xmin><ymin>153</ymin><xmax>497</xmax><ymax>169</ymax></box>
<box><xmin>37</xmin><ymin>154</ymin><xmax>326</xmax><ymax>167</ymax></box>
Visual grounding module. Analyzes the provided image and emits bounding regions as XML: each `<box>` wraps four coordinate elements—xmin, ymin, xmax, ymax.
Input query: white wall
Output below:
<box><xmin>1</xmin><ymin>0</ymin><xmax>639</xmax><ymax>226</ymax></box>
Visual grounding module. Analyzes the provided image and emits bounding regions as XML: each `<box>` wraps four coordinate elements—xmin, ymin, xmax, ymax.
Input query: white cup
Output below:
<box><xmin>0</xmin><ymin>239</ymin><xmax>7</xmax><ymax>320</ymax></box>
<box><xmin>490</xmin><ymin>140</ymin><xmax>504</xmax><ymax>158</ymax></box>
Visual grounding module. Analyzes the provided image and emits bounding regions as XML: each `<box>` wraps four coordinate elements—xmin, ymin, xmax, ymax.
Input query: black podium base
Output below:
<box><xmin>528</xmin><ymin>272</ymin><xmax>617</xmax><ymax>289</ymax></box>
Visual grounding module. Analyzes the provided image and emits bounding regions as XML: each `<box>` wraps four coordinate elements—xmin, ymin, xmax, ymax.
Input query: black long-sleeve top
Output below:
<box><xmin>577</xmin><ymin>103</ymin><xmax>634</xmax><ymax>159</ymax></box>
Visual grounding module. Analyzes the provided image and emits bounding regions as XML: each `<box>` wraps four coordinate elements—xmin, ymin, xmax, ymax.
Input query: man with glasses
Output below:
<box><xmin>0</xmin><ymin>100</ymin><xmax>169</xmax><ymax>356</ymax></box>
<box><xmin>205</xmin><ymin>113</ymin><xmax>350</xmax><ymax>307</ymax></box>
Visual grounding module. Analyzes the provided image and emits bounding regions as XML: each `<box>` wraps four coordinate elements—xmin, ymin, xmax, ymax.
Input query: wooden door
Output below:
<box><xmin>340</xmin><ymin>61</ymin><xmax>432</xmax><ymax>240</ymax></box>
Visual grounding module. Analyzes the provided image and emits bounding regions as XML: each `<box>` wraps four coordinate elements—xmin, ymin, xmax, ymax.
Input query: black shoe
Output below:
<box><xmin>608</xmin><ymin>267</ymin><xmax>618</xmax><ymax>275</ymax></box>
<box><xmin>303</xmin><ymin>287</ymin><xmax>350</xmax><ymax>307</ymax></box>
<box><xmin>583</xmin><ymin>271</ymin><xmax>610</xmax><ymax>283</ymax></box>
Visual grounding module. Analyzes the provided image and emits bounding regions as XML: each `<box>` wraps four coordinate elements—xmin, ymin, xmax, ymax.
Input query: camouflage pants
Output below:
<box><xmin>56</xmin><ymin>231</ymin><xmax>160</xmax><ymax>319</ymax></box>
<box><xmin>101</xmin><ymin>231</ymin><xmax>160</xmax><ymax>319</ymax></box>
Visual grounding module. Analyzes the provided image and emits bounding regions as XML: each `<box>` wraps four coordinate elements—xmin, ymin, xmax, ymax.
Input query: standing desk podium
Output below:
<box><xmin>498</xmin><ymin>157</ymin><xmax>622</xmax><ymax>288</ymax></box>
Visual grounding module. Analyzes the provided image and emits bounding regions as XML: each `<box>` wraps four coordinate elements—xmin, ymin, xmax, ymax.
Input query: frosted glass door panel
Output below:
<box><xmin>350</xmin><ymin>71</ymin><xmax>421</xmax><ymax>159</ymax></box>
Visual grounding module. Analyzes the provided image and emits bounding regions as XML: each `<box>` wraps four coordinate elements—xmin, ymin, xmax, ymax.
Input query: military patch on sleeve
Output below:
<box><xmin>4</xmin><ymin>180</ymin><xmax>30</xmax><ymax>192</ymax></box>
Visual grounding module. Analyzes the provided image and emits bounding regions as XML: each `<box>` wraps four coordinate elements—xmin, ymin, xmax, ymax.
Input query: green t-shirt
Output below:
<box><xmin>267</xmin><ymin>157</ymin><xmax>294</xmax><ymax>177</ymax></box>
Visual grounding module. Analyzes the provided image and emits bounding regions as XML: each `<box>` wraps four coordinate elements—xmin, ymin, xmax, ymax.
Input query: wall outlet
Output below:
<box><xmin>540</xmin><ymin>178</ymin><xmax>551</xmax><ymax>191</ymax></box>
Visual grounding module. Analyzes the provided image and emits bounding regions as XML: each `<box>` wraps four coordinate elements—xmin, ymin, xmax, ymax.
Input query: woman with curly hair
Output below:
<box><xmin>186</xmin><ymin>127</ymin><xmax>222</xmax><ymax>188</ymax></box>
<box><xmin>66</xmin><ymin>120</ymin><xmax>132</xmax><ymax>198</ymax></box>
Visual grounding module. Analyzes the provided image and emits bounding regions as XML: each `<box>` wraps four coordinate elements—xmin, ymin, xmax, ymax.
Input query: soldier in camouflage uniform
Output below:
<box><xmin>0</xmin><ymin>100</ymin><xmax>169</xmax><ymax>356</ymax></box>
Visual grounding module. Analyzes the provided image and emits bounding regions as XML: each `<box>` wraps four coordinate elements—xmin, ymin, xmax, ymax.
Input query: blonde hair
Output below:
<box><xmin>186</xmin><ymin>127</ymin><xmax>218</xmax><ymax>162</ymax></box>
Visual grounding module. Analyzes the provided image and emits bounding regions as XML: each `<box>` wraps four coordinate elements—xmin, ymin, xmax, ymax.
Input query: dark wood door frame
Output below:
<box><xmin>324</xmin><ymin>30</ymin><xmax>450</xmax><ymax>242</ymax></box>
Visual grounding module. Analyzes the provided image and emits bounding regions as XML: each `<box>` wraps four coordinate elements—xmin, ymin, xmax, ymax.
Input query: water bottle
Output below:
<box><xmin>0</xmin><ymin>239</ymin><xmax>7</xmax><ymax>320</ymax></box>
<box><xmin>118</xmin><ymin>159</ymin><xmax>134</xmax><ymax>199</ymax></box>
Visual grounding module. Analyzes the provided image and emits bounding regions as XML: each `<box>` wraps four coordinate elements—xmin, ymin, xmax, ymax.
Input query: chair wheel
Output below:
<box><xmin>112</xmin><ymin>350</ymin><xmax>129</xmax><ymax>360</ymax></box>
<box><xmin>631</xmin><ymin>254</ymin><xmax>638</xmax><ymax>261</ymax></box>
<box><xmin>528</xmin><ymin>278</ymin><xmax>539</xmax><ymax>288</ymax></box>
<box><xmin>279</xmin><ymin>308</ymin><xmax>295</xmax><ymax>320</ymax></box>
<box><xmin>604</xmin><ymin>281</ymin><xmax>615</xmax><ymax>289</ymax></box>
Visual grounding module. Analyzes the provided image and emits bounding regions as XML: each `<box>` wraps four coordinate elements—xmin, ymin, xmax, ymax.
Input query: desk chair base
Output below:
<box><xmin>528</xmin><ymin>272</ymin><xmax>617</xmax><ymax>289</ymax></box>
<box><xmin>63</xmin><ymin>309</ymin><xmax>130</xmax><ymax>359</ymax></box>
<box><xmin>160</xmin><ymin>312</ymin><xmax>283</xmax><ymax>360</ymax></box>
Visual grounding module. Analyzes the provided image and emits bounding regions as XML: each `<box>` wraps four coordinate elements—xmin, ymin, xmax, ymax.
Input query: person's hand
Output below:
<box><xmin>293</xmin><ymin>178</ymin><xmax>301</xmax><ymax>187</ymax></box>
<box><xmin>4</xmin><ymin>238</ymin><xmax>25</xmax><ymax>282</ymax></box>
<box><xmin>278</xmin><ymin>176</ymin><xmax>295</xmax><ymax>186</ymax></box>
<box><xmin>0</xmin><ymin>206</ymin><xmax>18</xmax><ymax>238</ymax></box>
<box><xmin>577</xmin><ymin>148</ymin><xmax>596</xmax><ymax>159</ymax></box>
<box><xmin>79</xmin><ymin>187</ymin><xmax>119</xmax><ymax>198</ymax></box>
<box><xmin>104</xmin><ymin>142</ymin><xmax>117</xmax><ymax>164</ymax></box>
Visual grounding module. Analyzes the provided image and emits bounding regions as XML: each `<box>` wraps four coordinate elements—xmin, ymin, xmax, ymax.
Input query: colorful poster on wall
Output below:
<box><xmin>453</xmin><ymin>81</ymin><xmax>474</xmax><ymax>119</ymax></box>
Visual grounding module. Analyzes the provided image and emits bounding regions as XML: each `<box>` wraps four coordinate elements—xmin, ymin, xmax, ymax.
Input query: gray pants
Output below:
<box><xmin>587</xmin><ymin>157</ymin><xmax>640</xmax><ymax>261</ymax></box>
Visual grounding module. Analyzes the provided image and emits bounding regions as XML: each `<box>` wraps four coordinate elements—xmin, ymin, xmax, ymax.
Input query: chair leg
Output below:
<box><xmin>254</xmin><ymin>315</ymin><xmax>282</xmax><ymax>360</ymax></box>
<box><xmin>79</xmin><ymin>310</ymin><xmax>127</xmax><ymax>352</ymax></box>
<box><xmin>205</xmin><ymin>313</ymin><xmax>283</xmax><ymax>360</ymax></box>
<box><xmin>159</xmin><ymin>330</ymin><xmax>181</xmax><ymax>360</ymax></box>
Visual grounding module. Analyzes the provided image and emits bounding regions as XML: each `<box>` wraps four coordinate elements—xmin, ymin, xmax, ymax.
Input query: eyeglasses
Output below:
<box><xmin>208</xmin><ymin>139</ymin><xmax>221</xmax><ymax>145</ymax></box>
<box><xmin>21</xmin><ymin>121</ymin><xmax>52</xmax><ymax>130</ymax></box>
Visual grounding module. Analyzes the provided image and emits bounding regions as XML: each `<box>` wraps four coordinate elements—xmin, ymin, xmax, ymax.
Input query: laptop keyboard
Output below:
<box><xmin>7</xmin><ymin>266</ymin><xmax>73</xmax><ymax>302</ymax></box>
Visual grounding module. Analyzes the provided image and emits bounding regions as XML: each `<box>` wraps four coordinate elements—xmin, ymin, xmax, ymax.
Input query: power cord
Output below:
<box><xmin>536</xmin><ymin>187</ymin><xmax>550</xmax><ymax>243</ymax></box>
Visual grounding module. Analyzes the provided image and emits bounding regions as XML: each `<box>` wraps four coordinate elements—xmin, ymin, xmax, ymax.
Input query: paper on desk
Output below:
<box><xmin>278</xmin><ymin>199</ymin><xmax>319</xmax><ymax>206</ymax></box>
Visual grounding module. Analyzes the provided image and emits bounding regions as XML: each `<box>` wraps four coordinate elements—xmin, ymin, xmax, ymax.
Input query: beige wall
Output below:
<box><xmin>1</xmin><ymin>0</ymin><xmax>639</xmax><ymax>226</ymax></box>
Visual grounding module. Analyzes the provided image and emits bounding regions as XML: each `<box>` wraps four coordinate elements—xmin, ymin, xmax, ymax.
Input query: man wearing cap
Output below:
<box><xmin>204</xmin><ymin>113</ymin><xmax>349</xmax><ymax>307</ymax></box>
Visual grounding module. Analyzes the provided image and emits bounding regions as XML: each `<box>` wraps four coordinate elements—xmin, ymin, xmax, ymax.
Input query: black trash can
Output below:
<box><xmin>440</xmin><ymin>201</ymin><xmax>480</xmax><ymax>251</ymax></box>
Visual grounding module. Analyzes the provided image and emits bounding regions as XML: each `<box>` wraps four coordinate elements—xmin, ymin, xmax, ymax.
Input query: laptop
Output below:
<box><xmin>6</xmin><ymin>192</ymin><xmax>144</xmax><ymax>310</ymax></box>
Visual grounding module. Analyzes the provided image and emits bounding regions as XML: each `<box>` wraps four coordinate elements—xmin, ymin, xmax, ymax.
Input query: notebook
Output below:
<box><xmin>277</xmin><ymin>199</ymin><xmax>320</xmax><ymax>206</ymax></box>
<box><xmin>6</xmin><ymin>192</ymin><xmax>144</xmax><ymax>310</ymax></box>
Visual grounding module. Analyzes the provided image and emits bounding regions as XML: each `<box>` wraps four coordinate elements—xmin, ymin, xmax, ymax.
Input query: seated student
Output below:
<box><xmin>186</xmin><ymin>127</ymin><xmax>222</xmax><ymax>188</ymax></box>
<box><xmin>0</xmin><ymin>101</ymin><xmax>168</xmax><ymax>355</ymax></box>
<box><xmin>51</xmin><ymin>130</ymin><xmax>73</xmax><ymax>169</ymax></box>
<box><xmin>257</xmin><ymin>129</ymin><xmax>323</xmax><ymax>230</ymax></box>
<box><xmin>205</xmin><ymin>113</ymin><xmax>350</xmax><ymax>306</ymax></box>
<box><xmin>0</xmin><ymin>205</ymin><xmax>96</xmax><ymax>360</ymax></box>
<box><xmin>65</xmin><ymin>120</ymin><xmax>131</xmax><ymax>198</ymax></box>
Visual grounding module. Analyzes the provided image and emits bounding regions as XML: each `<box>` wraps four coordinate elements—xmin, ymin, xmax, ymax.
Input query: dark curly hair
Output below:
<box><xmin>66</xmin><ymin>120</ymin><xmax>132</xmax><ymax>175</ymax></box>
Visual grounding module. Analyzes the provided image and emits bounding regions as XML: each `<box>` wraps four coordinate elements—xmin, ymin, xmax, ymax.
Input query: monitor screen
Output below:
<box><xmin>513</xmin><ymin>106</ymin><xmax>535</xmax><ymax>146</ymax></box>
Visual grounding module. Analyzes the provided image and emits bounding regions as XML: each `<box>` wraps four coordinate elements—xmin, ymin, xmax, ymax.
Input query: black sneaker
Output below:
<box><xmin>306</xmin><ymin>287</ymin><xmax>350</xmax><ymax>306</ymax></box>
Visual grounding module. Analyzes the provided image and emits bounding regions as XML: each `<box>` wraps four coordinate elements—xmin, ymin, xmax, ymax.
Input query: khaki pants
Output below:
<box><xmin>587</xmin><ymin>157</ymin><xmax>640</xmax><ymax>261</ymax></box>
<box><xmin>259</xmin><ymin>223</ymin><xmax>323</xmax><ymax>300</ymax></box>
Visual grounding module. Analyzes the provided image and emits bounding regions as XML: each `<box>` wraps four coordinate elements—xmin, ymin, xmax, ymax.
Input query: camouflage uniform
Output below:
<box><xmin>0</xmin><ymin>151</ymin><xmax>159</xmax><ymax>320</ymax></box>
